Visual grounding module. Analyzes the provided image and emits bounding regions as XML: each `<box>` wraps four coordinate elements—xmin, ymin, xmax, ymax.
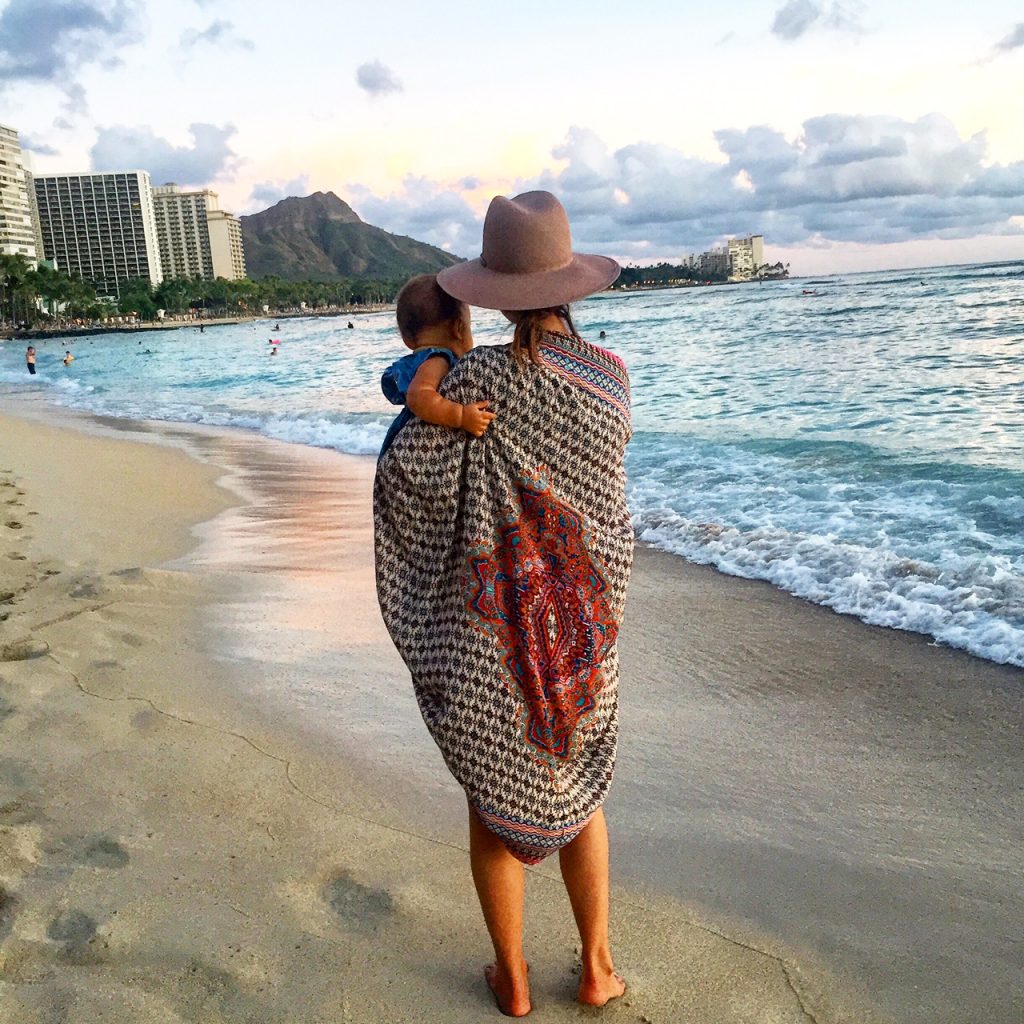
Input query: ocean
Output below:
<box><xmin>2</xmin><ymin>259</ymin><xmax>1022</xmax><ymax>667</ymax></box>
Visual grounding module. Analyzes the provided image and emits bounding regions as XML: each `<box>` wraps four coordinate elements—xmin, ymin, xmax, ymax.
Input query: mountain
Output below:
<box><xmin>239</xmin><ymin>191</ymin><xmax>462</xmax><ymax>281</ymax></box>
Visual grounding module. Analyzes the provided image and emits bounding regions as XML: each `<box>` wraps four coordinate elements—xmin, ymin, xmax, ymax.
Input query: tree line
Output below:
<box><xmin>0</xmin><ymin>253</ymin><xmax>406</xmax><ymax>328</ymax></box>
<box><xmin>613</xmin><ymin>260</ymin><xmax>790</xmax><ymax>288</ymax></box>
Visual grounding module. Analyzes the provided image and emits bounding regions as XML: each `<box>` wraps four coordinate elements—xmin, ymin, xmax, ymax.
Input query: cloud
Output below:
<box><xmin>20</xmin><ymin>135</ymin><xmax>60</xmax><ymax>156</ymax></box>
<box><xmin>346</xmin><ymin>177</ymin><xmax>480</xmax><ymax>255</ymax></box>
<box><xmin>0</xmin><ymin>0</ymin><xmax>143</xmax><ymax>98</ymax></box>
<box><xmin>539</xmin><ymin>117</ymin><xmax>1023</xmax><ymax>254</ymax></box>
<box><xmin>351</xmin><ymin>115</ymin><xmax>1024</xmax><ymax>262</ymax></box>
<box><xmin>90</xmin><ymin>122</ymin><xmax>238</xmax><ymax>185</ymax></box>
<box><xmin>771</xmin><ymin>0</ymin><xmax>863</xmax><ymax>40</ymax></box>
<box><xmin>180</xmin><ymin>18</ymin><xmax>253</xmax><ymax>50</ymax></box>
<box><xmin>355</xmin><ymin>60</ymin><xmax>403</xmax><ymax>97</ymax></box>
<box><xmin>772</xmin><ymin>0</ymin><xmax>821</xmax><ymax>39</ymax></box>
<box><xmin>247</xmin><ymin>174</ymin><xmax>311</xmax><ymax>211</ymax></box>
<box><xmin>994</xmin><ymin>22</ymin><xmax>1024</xmax><ymax>53</ymax></box>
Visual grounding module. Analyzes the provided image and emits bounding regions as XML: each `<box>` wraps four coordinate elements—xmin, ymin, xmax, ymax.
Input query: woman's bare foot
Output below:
<box><xmin>485</xmin><ymin>961</ymin><xmax>532</xmax><ymax>1017</ymax></box>
<box><xmin>577</xmin><ymin>966</ymin><xmax>626</xmax><ymax>1008</ymax></box>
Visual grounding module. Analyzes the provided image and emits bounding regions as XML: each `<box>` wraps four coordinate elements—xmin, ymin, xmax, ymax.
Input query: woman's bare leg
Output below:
<box><xmin>558</xmin><ymin>808</ymin><xmax>626</xmax><ymax>1006</ymax></box>
<box><xmin>468</xmin><ymin>804</ymin><xmax>532</xmax><ymax>1017</ymax></box>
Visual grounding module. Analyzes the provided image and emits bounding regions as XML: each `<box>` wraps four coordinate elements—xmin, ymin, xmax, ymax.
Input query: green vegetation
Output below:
<box><xmin>0</xmin><ymin>253</ymin><xmax>407</xmax><ymax>330</ymax></box>
<box><xmin>1</xmin><ymin>254</ymin><xmax>109</xmax><ymax>325</ymax></box>
<box><xmin>614</xmin><ymin>262</ymin><xmax>724</xmax><ymax>287</ymax></box>
<box><xmin>613</xmin><ymin>260</ymin><xmax>790</xmax><ymax>289</ymax></box>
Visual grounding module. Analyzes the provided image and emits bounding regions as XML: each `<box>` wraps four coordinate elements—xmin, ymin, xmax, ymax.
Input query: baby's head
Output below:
<box><xmin>396</xmin><ymin>274</ymin><xmax>472</xmax><ymax>355</ymax></box>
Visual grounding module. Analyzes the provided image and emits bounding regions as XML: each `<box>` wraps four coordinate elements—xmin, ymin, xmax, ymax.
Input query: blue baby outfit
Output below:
<box><xmin>379</xmin><ymin>346</ymin><xmax>458</xmax><ymax>457</ymax></box>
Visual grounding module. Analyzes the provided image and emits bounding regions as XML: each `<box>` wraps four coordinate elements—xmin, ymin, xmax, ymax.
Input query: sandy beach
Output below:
<box><xmin>1</xmin><ymin>404</ymin><xmax>1021</xmax><ymax>1024</ymax></box>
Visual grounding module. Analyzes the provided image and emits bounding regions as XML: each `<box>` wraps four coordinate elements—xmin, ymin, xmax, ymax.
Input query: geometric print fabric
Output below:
<box><xmin>374</xmin><ymin>332</ymin><xmax>633</xmax><ymax>863</ymax></box>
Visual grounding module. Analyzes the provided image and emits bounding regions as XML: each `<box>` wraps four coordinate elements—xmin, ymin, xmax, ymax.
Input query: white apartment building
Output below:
<box><xmin>152</xmin><ymin>184</ymin><xmax>246</xmax><ymax>281</ymax></box>
<box><xmin>699</xmin><ymin>246</ymin><xmax>730</xmax><ymax>278</ymax></box>
<box><xmin>684</xmin><ymin>235</ymin><xmax>766</xmax><ymax>280</ymax></box>
<box><xmin>727</xmin><ymin>234</ymin><xmax>765</xmax><ymax>280</ymax></box>
<box><xmin>0</xmin><ymin>123</ymin><xmax>40</xmax><ymax>262</ymax></box>
<box><xmin>33</xmin><ymin>170</ymin><xmax>163</xmax><ymax>298</ymax></box>
<box><xmin>207</xmin><ymin>207</ymin><xmax>245</xmax><ymax>280</ymax></box>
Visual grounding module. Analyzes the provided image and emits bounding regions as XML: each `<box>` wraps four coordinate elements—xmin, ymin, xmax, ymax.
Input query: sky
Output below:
<box><xmin>2</xmin><ymin>0</ymin><xmax>1023</xmax><ymax>274</ymax></box>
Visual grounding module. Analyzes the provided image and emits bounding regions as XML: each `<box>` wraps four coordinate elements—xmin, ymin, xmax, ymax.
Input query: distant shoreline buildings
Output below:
<box><xmin>0</xmin><ymin>123</ymin><xmax>40</xmax><ymax>262</ymax></box>
<box><xmin>0</xmin><ymin>121</ymin><xmax>246</xmax><ymax>300</ymax></box>
<box><xmin>684</xmin><ymin>234</ymin><xmax>765</xmax><ymax>281</ymax></box>
<box><xmin>153</xmin><ymin>184</ymin><xmax>246</xmax><ymax>283</ymax></box>
<box><xmin>33</xmin><ymin>170</ymin><xmax>164</xmax><ymax>297</ymax></box>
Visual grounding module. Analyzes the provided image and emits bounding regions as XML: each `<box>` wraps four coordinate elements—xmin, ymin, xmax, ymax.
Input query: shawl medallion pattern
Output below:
<box><xmin>465</xmin><ymin>470</ymin><xmax>618</xmax><ymax>776</ymax></box>
<box><xmin>375</xmin><ymin>333</ymin><xmax>633</xmax><ymax>864</ymax></box>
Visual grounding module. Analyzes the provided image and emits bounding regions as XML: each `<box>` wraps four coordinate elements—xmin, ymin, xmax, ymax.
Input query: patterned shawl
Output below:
<box><xmin>374</xmin><ymin>331</ymin><xmax>633</xmax><ymax>863</ymax></box>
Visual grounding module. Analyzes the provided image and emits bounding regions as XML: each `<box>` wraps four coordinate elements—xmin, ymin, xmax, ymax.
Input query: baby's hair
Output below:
<box><xmin>396</xmin><ymin>274</ymin><xmax>466</xmax><ymax>348</ymax></box>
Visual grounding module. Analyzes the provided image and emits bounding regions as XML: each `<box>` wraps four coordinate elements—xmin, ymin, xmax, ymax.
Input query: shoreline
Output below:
<box><xmin>0</xmin><ymin>305</ymin><xmax>395</xmax><ymax>342</ymax></box>
<box><xmin>0</xmin><ymin>402</ymin><xmax>1021</xmax><ymax>1022</ymax></box>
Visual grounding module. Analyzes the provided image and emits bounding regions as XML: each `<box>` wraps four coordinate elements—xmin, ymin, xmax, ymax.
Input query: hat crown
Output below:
<box><xmin>481</xmin><ymin>191</ymin><xmax>573</xmax><ymax>275</ymax></box>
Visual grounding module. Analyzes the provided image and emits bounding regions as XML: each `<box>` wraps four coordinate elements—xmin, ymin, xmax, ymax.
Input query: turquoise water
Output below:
<box><xmin>3</xmin><ymin>260</ymin><xmax>1022</xmax><ymax>666</ymax></box>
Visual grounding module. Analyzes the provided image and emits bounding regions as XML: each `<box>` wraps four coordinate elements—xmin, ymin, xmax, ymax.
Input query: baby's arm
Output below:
<box><xmin>406</xmin><ymin>355</ymin><xmax>496</xmax><ymax>438</ymax></box>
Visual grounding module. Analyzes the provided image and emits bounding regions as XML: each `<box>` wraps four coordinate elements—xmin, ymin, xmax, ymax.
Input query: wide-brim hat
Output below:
<box><xmin>437</xmin><ymin>191</ymin><xmax>620</xmax><ymax>311</ymax></box>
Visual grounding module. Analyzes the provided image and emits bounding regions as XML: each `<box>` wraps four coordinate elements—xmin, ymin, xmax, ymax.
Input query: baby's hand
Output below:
<box><xmin>460</xmin><ymin>401</ymin><xmax>496</xmax><ymax>438</ymax></box>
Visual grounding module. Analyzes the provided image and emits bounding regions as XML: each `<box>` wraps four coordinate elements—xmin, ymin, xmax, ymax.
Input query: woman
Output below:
<box><xmin>374</xmin><ymin>191</ymin><xmax>632</xmax><ymax>1016</ymax></box>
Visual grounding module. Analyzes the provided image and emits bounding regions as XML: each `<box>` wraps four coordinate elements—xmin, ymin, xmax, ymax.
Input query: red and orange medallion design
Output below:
<box><xmin>466</xmin><ymin>470</ymin><xmax>618</xmax><ymax>774</ymax></box>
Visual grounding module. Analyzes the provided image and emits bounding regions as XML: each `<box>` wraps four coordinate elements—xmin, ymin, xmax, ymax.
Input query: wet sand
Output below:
<box><xmin>0</xmin><ymin>404</ymin><xmax>1021</xmax><ymax>1022</ymax></box>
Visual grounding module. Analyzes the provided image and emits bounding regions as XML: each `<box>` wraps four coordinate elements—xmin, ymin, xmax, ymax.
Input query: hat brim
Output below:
<box><xmin>437</xmin><ymin>253</ymin><xmax>620</xmax><ymax>311</ymax></box>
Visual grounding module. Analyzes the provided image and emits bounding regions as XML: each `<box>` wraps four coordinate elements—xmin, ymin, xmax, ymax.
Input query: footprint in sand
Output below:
<box><xmin>7</xmin><ymin>553</ymin><xmax>26</xmax><ymax>561</ymax></box>
<box><xmin>46</xmin><ymin>909</ymin><xmax>97</xmax><ymax>949</ymax></box>
<box><xmin>5</xmin><ymin>521</ymin><xmax>23</xmax><ymax>530</ymax></box>
<box><xmin>0</xmin><ymin>639</ymin><xmax>49</xmax><ymax>662</ymax></box>
<box><xmin>323</xmin><ymin>871</ymin><xmax>394</xmax><ymax>931</ymax></box>
<box><xmin>0</xmin><ymin>885</ymin><xmax>18</xmax><ymax>943</ymax></box>
<box><xmin>79</xmin><ymin>836</ymin><xmax>130</xmax><ymax>869</ymax></box>
<box><xmin>0</xmin><ymin>799</ymin><xmax>36</xmax><ymax>825</ymax></box>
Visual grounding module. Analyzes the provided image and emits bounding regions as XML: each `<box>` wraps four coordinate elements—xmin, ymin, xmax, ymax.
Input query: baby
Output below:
<box><xmin>379</xmin><ymin>274</ymin><xmax>495</xmax><ymax>456</ymax></box>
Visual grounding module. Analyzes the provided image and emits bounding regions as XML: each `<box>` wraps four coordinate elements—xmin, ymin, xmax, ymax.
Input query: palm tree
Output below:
<box><xmin>0</xmin><ymin>254</ymin><xmax>33</xmax><ymax>326</ymax></box>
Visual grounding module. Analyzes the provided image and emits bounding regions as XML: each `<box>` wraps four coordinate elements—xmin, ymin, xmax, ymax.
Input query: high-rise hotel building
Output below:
<box><xmin>32</xmin><ymin>170</ymin><xmax>163</xmax><ymax>298</ymax></box>
<box><xmin>727</xmin><ymin>235</ymin><xmax>764</xmax><ymax>280</ymax></box>
<box><xmin>152</xmin><ymin>184</ymin><xmax>246</xmax><ymax>281</ymax></box>
<box><xmin>0</xmin><ymin>122</ymin><xmax>40</xmax><ymax>262</ymax></box>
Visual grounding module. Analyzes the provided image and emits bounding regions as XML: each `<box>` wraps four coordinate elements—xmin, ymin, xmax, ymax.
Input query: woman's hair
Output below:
<box><xmin>511</xmin><ymin>305</ymin><xmax>579</xmax><ymax>366</ymax></box>
<box><xmin>395</xmin><ymin>274</ymin><xmax>466</xmax><ymax>348</ymax></box>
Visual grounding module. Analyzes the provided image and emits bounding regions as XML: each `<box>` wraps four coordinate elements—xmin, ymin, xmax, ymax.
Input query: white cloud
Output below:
<box><xmin>994</xmin><ymin>22</ymin><xmax>1024</xmax><ymax>54</ymax></box>
<box><xmin>771</xmin><ymin>0</ymin><xmax>864</xmax><ymax>41</ymax></box>
<box><xmin>345</xmin><ymin>176</ymin><xmax>481</xmax><ymax>255</ymax></box>
<box><xmin>20</xmin><ymin>135</ymin><xmax>60</xmax><ymax>156</ymax></box>
<box><xmin>180</xmin><ymin>19</ymin><xmax>253</xmax><ymax>51</ymax></box>
<box><xmin>90</xmin><ymin>122</ymin><xmax>238</xmax><ymax>185</ymax></box>
<box><xmin>339</xmin><ymin>115</ymin><xmax>1024</xmax><ymax>262</ymax></box>
<box><xmin>246</xmin><ymin>174</ymin><xmax>311</xmax><ymax>212</ymax></box>
<box><xmin>772</xmin><ymin>0</ymin><xmax>821</xmax><ymax>40</ymax></box>
<box><xmin>355</xmin><ymin>60</ymin><xmax>403</xmax><ymax>97</ymax></box>
<box><xmin>0</xmin><ymin>0</ymin><xmax>144</xmax><ymax>100</ymax></box>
